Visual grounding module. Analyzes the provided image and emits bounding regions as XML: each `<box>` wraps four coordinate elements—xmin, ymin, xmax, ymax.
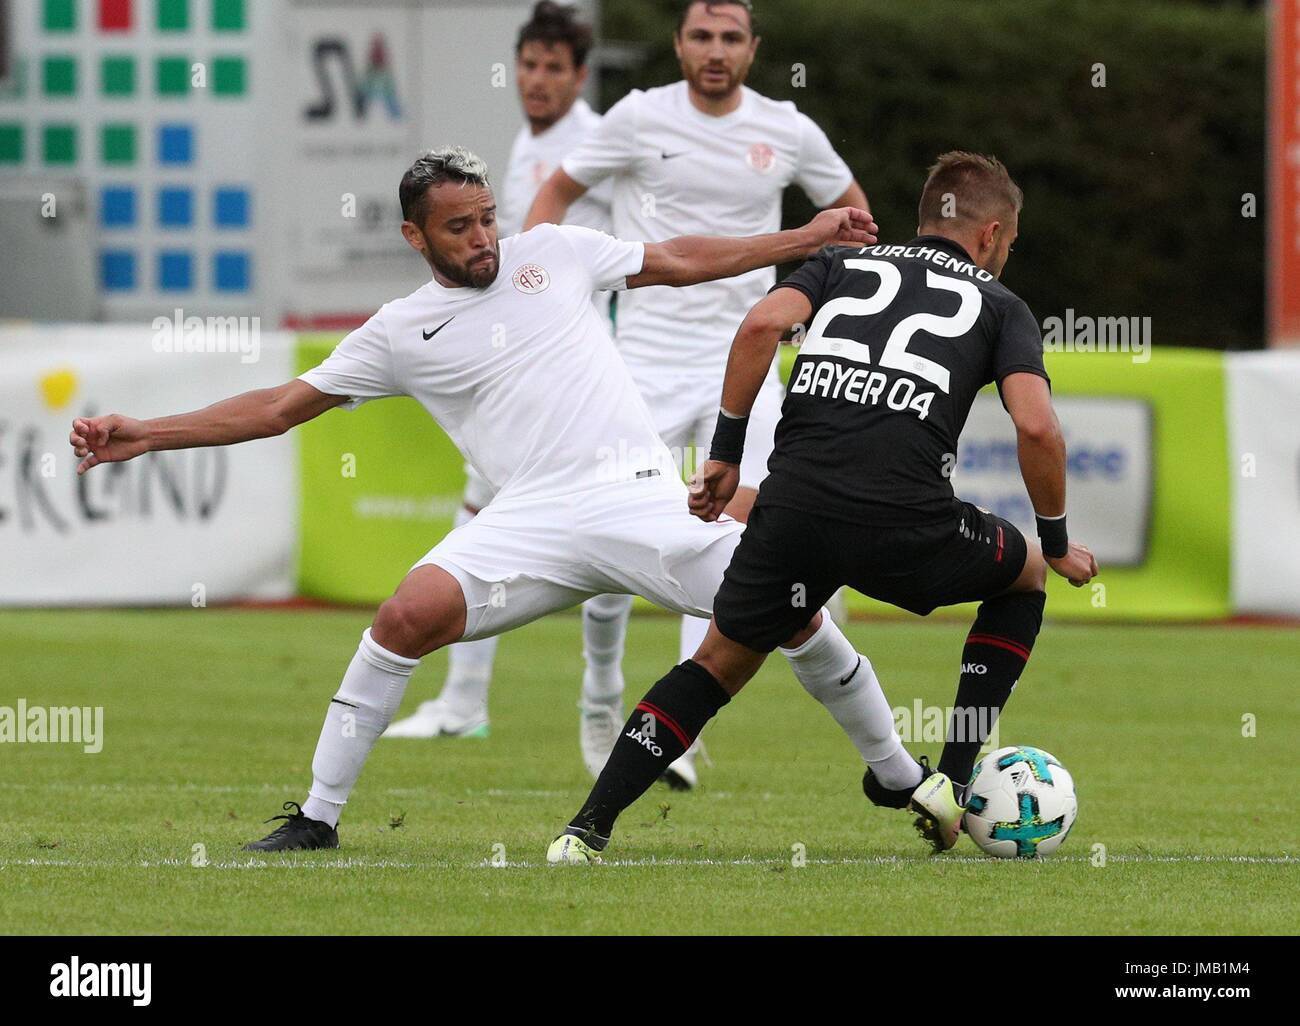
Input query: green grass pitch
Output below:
<box><xmin>1</xmin><ymin>609</ymin><xmax>1296</xmax><ymax>935</ymax></box>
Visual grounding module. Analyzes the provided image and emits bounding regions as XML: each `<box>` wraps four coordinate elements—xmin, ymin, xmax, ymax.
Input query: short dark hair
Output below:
<box><xmin>917</xmin><ymin>151</ymin><xmax>1023</xmax><ymax>229</ymax></box>
<box><xmin>676</xmin><ymin>0</ymin><xmax>757</xmax><ymax>36</ymax></box>
<box><xmin>516</xmin><ymin>1</ymin><xmax>593</xmax><ymax>68</ymax></box>
<box><xmin>399</xmin><ymin>147</ymin><xmax>491</xmax><ymax>225</ymax></box>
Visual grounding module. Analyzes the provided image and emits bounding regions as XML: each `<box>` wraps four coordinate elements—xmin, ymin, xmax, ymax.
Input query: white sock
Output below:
<box><xmin>302</xmin><ymin>628</ymin><xmax>419</xmax><ymax>827</ymax></box>
<box><xmin>437</xmin><ymin>635</ymin><xmax>497</xmax><ymax>720</ymax></box>
<box><xmin>678</xmin><ymin>613</ymin><xmax>710</xmax><ymax>664</ymax></box>
<box><xmin>581</xmin><ymin>593</ymin><xmax>632</xmax><ymax>705</ymax></box>
<box><xmin>435</xmin><ymin>506</ymin><xmax>497</xmax><ymax>721</ymax></box>
<box><xmin>779</xmin><ymin>613</ymin><xmax>920</xmax><ymax>790</ymax></box>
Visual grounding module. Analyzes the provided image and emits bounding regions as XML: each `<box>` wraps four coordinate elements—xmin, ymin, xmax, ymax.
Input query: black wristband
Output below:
<box><xmin>708</xmin><ymin>410</ymin><xmax>749</xmax><ymax>465</ymax></box>
<box><xmin>1035</xmin><ymin>514</ymin><xmax>1069</xmax><ymax>559</ymax></box>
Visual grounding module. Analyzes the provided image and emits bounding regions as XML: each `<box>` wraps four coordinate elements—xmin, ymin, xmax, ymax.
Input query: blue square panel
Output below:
<box><xmin>158</xmin><ymin>250</ymin><xmax>194</xmax><ymax>291</ymax></box>
<box><xmin>158</xmin><ymin>187</ymin><xmax>193</xmax><ymax>227</ymax></box>
<box><xmin>213</xmin><ymin>187</ymin><xmax>249</xmax><ymax>228</ymax></box>
<box><xmin>157</xmin><ymin>123</ymin><xmax>193</xmax><ymax>165</ymax></box>
<box><xmin>100</xmin><ymin>186</ymin><xmax>136</xmax><ymax>227</ymax></box>
<box><xmin>213</xmin><ymin>250</ymin><xmax>250</xmax><ymax>292</ymax></box>
<box><xmin>101</xmin><ymin>250</ymin><xmax>136</xmax><ymax>290</ymax></box>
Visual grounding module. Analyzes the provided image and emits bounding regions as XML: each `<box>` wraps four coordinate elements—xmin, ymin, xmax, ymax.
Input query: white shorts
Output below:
<box><xmin>634</xmin><ymin>370</ymin><xmax>784</xmax><ymax>490</ymax></box>
<box><xmin>415</xmin><ymin>475</ymin><xmax>745</xmax><ymax>642</ymax></box>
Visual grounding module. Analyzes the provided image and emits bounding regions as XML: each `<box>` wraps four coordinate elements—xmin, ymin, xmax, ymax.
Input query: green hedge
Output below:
<box><xmin>600</xmin><ymin>0</ymin><xmax>1266</xmax><ymax>349</ymax></box>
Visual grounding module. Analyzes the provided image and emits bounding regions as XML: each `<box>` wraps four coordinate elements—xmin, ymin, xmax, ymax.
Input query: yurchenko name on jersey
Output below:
<box><xmin>787</xmin><ymin>242</ymin><xmax>997</xmax><ymax>422</ymax></box>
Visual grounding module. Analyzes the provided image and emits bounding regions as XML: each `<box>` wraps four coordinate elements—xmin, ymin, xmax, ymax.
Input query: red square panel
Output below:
<box><xmin>99</xmin><ymin>0</ymin><xmax>132</xmax><ymax>31</ymax></box>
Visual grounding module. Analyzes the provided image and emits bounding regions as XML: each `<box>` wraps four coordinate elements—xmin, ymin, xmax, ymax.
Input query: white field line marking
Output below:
<box><xmin>0</xmin><ymin>782</ymin><xmax>569</xmax><ymax>799</ymax></box>
<box><xmin>1</xmin><ymin>854</ymin><xmax>1294</xmax><ymax>871</ymax></box>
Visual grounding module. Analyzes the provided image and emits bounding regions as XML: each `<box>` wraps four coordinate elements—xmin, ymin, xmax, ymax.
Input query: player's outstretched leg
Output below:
<box><xmin>548</xmin><ymin>621</ymin><xmax>767</xmax><ymax>864</ymax></box>
<box><xmin>244</xmin><ymin>565</ymin><xmax>465</xmax><ymax>851</ymax></box>
<box><xmin>578</xmin><ymin>593</ymin><xmax>633</xmax><ymax>778</ymax></box>
<box><xmin>780</xmin><ymin>615</ymin><xmax>922</xmax><ymax>794</ymax></box>
<box><xmin>913</xmin><ymin>550</ymin><xmax>1048</xmax><ymax>853</ymax></box>
<box><xmin>385</xmin><ymin>504</ymin><xmax>495</xmax><ymax>740</ymax></box>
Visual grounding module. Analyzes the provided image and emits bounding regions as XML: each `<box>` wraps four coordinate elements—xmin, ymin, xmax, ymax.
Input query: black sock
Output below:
<box><xmin>570</xmin><ymin>660</ymin><xmax>730</xmax><ymax>839</ymax></box>
<box><xmin>938</xmin><ymin>591</ymin><xmax>1046</xmax><ymax>789</ymax></box>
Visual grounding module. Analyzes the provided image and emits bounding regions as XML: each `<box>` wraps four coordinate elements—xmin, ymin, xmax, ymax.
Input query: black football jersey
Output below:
<box><xmin>759</xmin><ymin>236</ymin><xmax>1048</xmax><ymax>525</ymax></box>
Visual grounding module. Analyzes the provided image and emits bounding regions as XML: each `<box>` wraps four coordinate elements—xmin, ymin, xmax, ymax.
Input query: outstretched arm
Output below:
<box><xmin>628</xmin><ymin>207</ymin><xmax>876</xmax><ymax>290</ymax></box>
<box><xmin>688</xmin><ymin>287</ymin><xmax>812</xmax><ymax>523</ymax></box>
<box><xmin>69</xmin><ymin>379</ymin><xmax>346</xmax><ymax>475</ymax></box>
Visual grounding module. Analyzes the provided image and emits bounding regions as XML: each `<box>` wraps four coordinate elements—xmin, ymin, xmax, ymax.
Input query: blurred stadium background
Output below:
<box><xmin>0</xmin><ymin>0</ymin><xmax>1297</xmax><ymax>935</ymax></box>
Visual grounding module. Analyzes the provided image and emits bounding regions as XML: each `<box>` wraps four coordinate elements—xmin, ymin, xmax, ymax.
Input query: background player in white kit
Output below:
<box><xmin>67</xmin><ymin>148</ymin><xmax>914</xmax><ymax>853</ymax></box>
<box><xmin>384</xmin><ymin>2</ymin><xmax>614</xmax><ymax>746</ymax></box>
<box><xmin>526</xmin><ymin>0</ymin><xmax>870</xmax><ymax>786</ymax></box>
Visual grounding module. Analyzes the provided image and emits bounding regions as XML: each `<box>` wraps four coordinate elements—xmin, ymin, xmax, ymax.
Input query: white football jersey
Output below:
<box><xmin>562</xmin><ymin>82</ymin><xmax>854</xmax><ymax>380</ymax></box>
<box><xmin>498</xmin><ymin>98</ymin><xmax>612</xmax><ymax>238</ymax></box>
<box><xmin>299</xmin><ymin>224</ymin><xmax>669</xmax><ymax>502</ymax></box>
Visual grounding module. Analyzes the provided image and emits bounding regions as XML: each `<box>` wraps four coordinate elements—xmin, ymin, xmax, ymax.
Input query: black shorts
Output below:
<box><xmin>712</xmin><ymin>497</ymin><xmax>1029</xmax><ymax>653</ymax></box>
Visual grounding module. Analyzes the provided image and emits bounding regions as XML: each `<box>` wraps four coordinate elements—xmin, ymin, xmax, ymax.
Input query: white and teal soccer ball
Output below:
<box><xmin>962</xmin><ymin>746</ymin><xmax>1077</xmax><ymax>859</ymax></box>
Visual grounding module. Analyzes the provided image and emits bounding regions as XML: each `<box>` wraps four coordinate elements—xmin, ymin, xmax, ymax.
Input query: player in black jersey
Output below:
<box><xmin>548</xmin><ymin>152</ymin><xmax>1098</xmax><ymax>862</ymax></box>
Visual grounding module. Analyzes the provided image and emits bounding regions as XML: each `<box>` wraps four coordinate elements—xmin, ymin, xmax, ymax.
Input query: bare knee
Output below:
<box><xmin>372</xmin><ymin>596</ymin><xmax>434</xmax><ymax>658</ymax></box>
<box><xmin>372</xmin><ymin>568</ymin><xmax>466</xmax><ymax>659</ymax></box>
<box><xmin>691</xmin><ymin>621</ymin><xmax>767</xmax><ymax>696</ymax></box>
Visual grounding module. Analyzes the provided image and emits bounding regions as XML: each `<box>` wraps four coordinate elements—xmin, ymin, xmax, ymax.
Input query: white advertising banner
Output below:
<box><xmin>950</xmin><ymin>395</ymin><xmax>1154</xmax><ymax>567</ymax></box>
<box><xmin>0</xmin><ymin>325</ymin><xmax>296</xmax><ymax>605</ymax></box>
<box><xmin>1227</xmin><ymin>351</ymin><xmax>1300</xmax><ymax>614</ymax></box>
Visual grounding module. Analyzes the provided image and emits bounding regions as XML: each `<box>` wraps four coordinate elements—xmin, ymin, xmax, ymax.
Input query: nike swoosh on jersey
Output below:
<box><xmin>422</xmin><ymin>316</ymin><xmax>455</xmax><ymax>340</ymax></box>
<box><xmin>660</xmin><ymin>150</ymin><xmax>690</xmax><ymax>160</ymax></box>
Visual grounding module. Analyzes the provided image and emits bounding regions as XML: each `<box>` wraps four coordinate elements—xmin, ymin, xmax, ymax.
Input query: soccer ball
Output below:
<box><xmin>962</xmin><ymin>745</ymin><xmax>1077</xmax><ymax>859</ymax></box>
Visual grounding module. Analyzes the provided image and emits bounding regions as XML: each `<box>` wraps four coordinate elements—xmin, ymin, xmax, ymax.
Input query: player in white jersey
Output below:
<box><xmin>526</xmin><ymin>0</ymin><xmax>870</xmax><ymax>787</ymax></box>
<box><xmin>68</xmin><ymin>148</ymin><xmax>923</xmax><ymax>854</ymax></box>
<box><xmin>384</xmin><ymin>2</ymin><xmax>615</xmax><ymax>748</ymax></box>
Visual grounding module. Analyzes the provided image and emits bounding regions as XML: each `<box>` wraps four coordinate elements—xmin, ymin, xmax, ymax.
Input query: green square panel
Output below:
<box><xmin>157</xmin><ymin>0</ymin><xmax>190</xmax><ymax>31</ymax></box>
<box><xmin>43</xmin><ymin>124</ymin><xmax>77</xmax><ymax>164</ymax></box>
<box><xmin>0</xmin><ymin>125</ymin><xmax>24</xmax><ymax>164</ymax></box>
<box><xmin>213</xmin><ymin>0</ymin><xmax>246</xmax><ymax>31</ymax></box>
<box><xmin>43</xmin><ymin>56</ymin><xmax>77</xmax><ymax>97</ymax></box>
<box><xmin>212</xmin><ymin>56</ymin><xmax>246</xmax><ymax>96</ymax></box>
<box><xmin>101</xmin><ymin>124</ymin><xmax>136</xmax><ymax>164</ymax></box>
<box><xmin>102</xmin><ymin>57</ymin><xmax>136</xmax><ymax>97</ymax></box>
<box><xmin>43</xmin><ymin>0</ymin><xmax>77</xmax><ymax>32</ymax></box>
<box><xmin>156</xmin><ymin>56</ymin><xmax>190</xmax><ymax>96</ymax></box>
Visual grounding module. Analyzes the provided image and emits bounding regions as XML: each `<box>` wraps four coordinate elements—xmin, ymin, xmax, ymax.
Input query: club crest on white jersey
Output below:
<box><xmin>747</xmin><ymin>142</ymin><xmax>776</xmax><ymax>173</ymax></box>
<box><xmin>512</xmin><ymin>263</ymin><xmax>550</xmax><ymax>294</ymax></box>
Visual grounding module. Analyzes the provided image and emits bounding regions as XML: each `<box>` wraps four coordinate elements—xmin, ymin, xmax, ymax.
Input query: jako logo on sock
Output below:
<box><xmin>961</xmin><ymin>663</ymin><xmax>988</xmax><ymax>675</ymax></box>
<box><xmin>50</xmin><ymin>957</ymin><xmax>151</xmax><ymax>1006</ymax></box>
<box><xmin>625</xmin><ymin>727</ymin><xmax>663</xmax><ymax>757</ymax></box>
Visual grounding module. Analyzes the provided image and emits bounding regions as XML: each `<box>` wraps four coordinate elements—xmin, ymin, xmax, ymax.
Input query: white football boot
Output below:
<box><xmin>382</xmin><ymin>697</ymin><xmax>489</xmax><ymax>739</ymax></box>
<box><xmin>579</xmin><ymin>697</ymin><xmax>623</xmax><ymax>779</ymax></box>
<box><xmin>662</xmin><ymin>736</ymin><xmax>708</xmax><ymax>791</ymax></box>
